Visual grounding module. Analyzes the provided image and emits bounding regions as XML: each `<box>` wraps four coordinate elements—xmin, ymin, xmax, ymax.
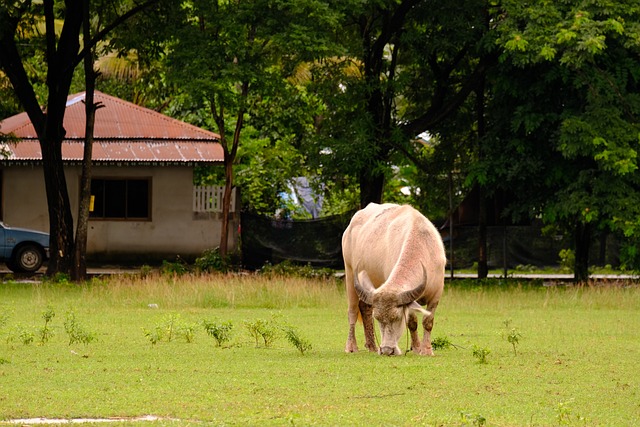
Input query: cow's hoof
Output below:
<box><xmin>420</xmin><ymin>347</ymin><xmax>435</xmax><ymax>356</ymax></box>
<box><xmin>345</xmin><ymin>342</ymin><xmax>359</xmax><ymax>353</ymax></box>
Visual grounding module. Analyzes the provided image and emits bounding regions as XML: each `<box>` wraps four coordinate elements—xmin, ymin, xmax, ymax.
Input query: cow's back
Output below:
<box><xmin>342</xmin><ymin>203</ymin><xmax>445</xmax><ymax>289</ymax></box>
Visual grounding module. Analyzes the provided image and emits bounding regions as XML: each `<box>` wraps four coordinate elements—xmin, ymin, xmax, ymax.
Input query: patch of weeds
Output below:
<box><xmin>163</xmin><ymin>314</ymin><xmax>180</xmax><ymax>342</ymax></box>
<box><xmin>559</xmin><ymin>249</ymin><xmax>575</xmax><ymax>273</ymax></box>
<box><xmin>160</xmin><ymin>257</ymin><xmax>190</xmax><ymax>275</ymax></box>
<box><xmin>178</xmin><ymin>322</ymin><xmax>198</xmax><ymax>343</ymax></box>
<box><xmin>259</xmin><ymin>260</ymin><xmax>335</xmax><ymax>280</ymax></box>
<box><xmin>432</xmin><ymin>336</ymin><xmax>453</xmax><ymax>351</ymax></box>
<box><xmin>38</xmin><ymin>306</ymin><xmax>56</xmax><ymax>345</ymax></box>
<box><xmin>143</xmin><ymin>326</ymin><xmax>164</xmax><ymax>346</ymax></box>
<box><xmin>195</xmin><ymin>248</ymin><xmax>231</xmax><ymax>273</ymax></box>
<box><xmin>506</xmin><ymin>328</ymin><xmax>522</xmax><ymax>355</ymax></box>
<box><xmin>144</xmin><ymin>314</ymin><xmax>197</xmax><ymax>345</ymax></box>
<box><xmin>555</xmin><ymin>399</ymin><xmax>586</xmax><ymax>425</ymax></box>
<box><xmin>7</xmin><ymin>324</ymin><xmax>35</xmax><ymax>345</ymax></box>
<box><xmin>45</xmin><ymin>273</ymin><xmax>71</xmax><ymax>285</ymax></box>
<box><xmin>282</xmin><ymin>326</ymin><xmax>312</xmax><ymax>355</ymax></box>
<box><xmin>501</xmin><ymin>319</ymin><xmax>522</xmax><ymax>355</ymax></box>
<box><xmin>244</xmin><ymin>315</ymin><xmax>281</xmax><ymax>348</ymax></box>
<box><xmin>139</xmin><ymin>264</ymin><xmax>154</xmax><ymax>277</ymax></box>
<box><xmin>64</xmin><ymin>311</ymin><xmax>96</xmax><ymax>346</ymax></box>
<box><xmin>202</xmin><ymin>319</ymin><xmax>234</xmax><ymax>347</ymax></box>
<box><xmin>472</xmin><ymin>345</ymin><xmax>491</xmax><ymax>364</ymax></box>
<box><xmin>0</xmin><ymin>357</ymin><xmax>9</xmax><ymax>365</ymax></box>
<box><xmin>460</xmin><ymin>411</ymin><xmax>487</xmax><ymax>426</ymax></box>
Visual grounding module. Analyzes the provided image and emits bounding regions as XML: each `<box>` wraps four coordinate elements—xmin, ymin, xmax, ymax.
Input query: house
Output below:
<box><xmin>0</xmin><ymin>91</ymin><xmax>238</xmax><ymax>264</ymax></box>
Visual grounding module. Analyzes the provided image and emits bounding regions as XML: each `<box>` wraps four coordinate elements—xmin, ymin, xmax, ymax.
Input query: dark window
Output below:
<box><xmin>90</xmin><ymin>178</ymin><xmax>151</xmax><ymax>220</ymax></box>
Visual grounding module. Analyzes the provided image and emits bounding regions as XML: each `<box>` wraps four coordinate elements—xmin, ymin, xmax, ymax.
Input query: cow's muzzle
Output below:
<box><xmin>379</xmin><ymin>346</ymin><xmax>398</xmax><ymax>356</ymax></box>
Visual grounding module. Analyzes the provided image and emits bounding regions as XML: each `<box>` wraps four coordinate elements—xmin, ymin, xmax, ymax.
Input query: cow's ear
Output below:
<box><xmin>407</xmin><ymin>301</ymin><xmax>431</xmax><ymax>316</ymax></box>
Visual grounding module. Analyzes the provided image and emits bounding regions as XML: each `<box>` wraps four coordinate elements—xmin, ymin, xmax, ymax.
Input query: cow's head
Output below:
<box><xmin>354</xmin><ymin>270</ymin><xmax>431</xmax><ymax>356</ymax></box>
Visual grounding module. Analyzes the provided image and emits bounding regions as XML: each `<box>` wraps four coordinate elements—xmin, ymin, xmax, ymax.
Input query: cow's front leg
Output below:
<box><xmin>407</xmin><ymin>311</ymin><xmax>421</xmax><ymax>353</ymax></box>
<box><xmin>345</xmin><ymin>305</ymin><xmax>359</xmax><ymax>353</ymax></box>
<box><xmin>419</xmin><ymin>309</ymin><xmax>436</xmax><ymax>356</ymax></box>
<box><xmin>359</xmin><ymin>300</ymin><xmax>378</xmax><ymax>352</ymax></box>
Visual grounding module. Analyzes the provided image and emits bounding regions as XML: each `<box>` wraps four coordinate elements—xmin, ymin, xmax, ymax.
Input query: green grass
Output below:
<box><xmin>0</xmin><ymin>275</ymin><xmax>639</xmax><ymax>426</ymax></box>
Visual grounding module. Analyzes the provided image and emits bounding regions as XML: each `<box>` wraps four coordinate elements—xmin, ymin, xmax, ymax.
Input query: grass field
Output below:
<box><xmin>0</xmin><ymin>274</ymin><xmax>638</xmax><ymax>426</ymax></box>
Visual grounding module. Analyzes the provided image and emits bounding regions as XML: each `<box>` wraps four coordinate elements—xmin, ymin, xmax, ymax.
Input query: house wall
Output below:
<box><xmin>1</xmin><ymin>164</ymin><xmax>238</xmax><ymax>263</ymax></box>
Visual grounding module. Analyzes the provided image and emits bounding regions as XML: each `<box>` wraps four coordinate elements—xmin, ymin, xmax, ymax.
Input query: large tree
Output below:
<box><xmin>0</xmin><ymin>0</ymin><xmax>157</xmax><ymax>276</ymax></box>
<box><xmin>485</xmin><ymin>0</ymin><xmax>640</xmax><ymax>281</ymax></box>
<box><xmin>117</xmin><ymin>0</ymin><xmax>340</xmax><ymax>256</ymax></box>
<box><xmin>308</xmin><ymin>0</ymin><xmax>495</xmax><ymax>208</ymax></box>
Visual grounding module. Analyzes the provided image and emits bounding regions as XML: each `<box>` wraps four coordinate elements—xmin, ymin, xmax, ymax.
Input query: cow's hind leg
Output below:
<box><xmin>407</xmin><ymin>312</ymin><xmax>421</xmax><ymax>353</ymax></box>
<box><xmin>359</xmin><ymin>300</ymin><xmax>378</xmax><ymax>352</ymax></box>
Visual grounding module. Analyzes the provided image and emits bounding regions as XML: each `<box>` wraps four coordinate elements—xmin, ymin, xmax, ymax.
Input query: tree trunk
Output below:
<box><xmin>359</xmin><ymin>170</ymin><xmax>385</xmax><ymax>208</ymax></box>
<box><xmin>42</xmin><ymin>137</ymin><xmax>75</xmax><ymax>276</ymax></box>
<box><xmin>72</xmin><ymin>4</ymin><xmax>98</xmax><ymax>282</ymax></box>
<box><xmin>219</xmin><ymin>158</ymin><xmax>234</xmax><ymax>257</ymax></box>
<box><xmin>574</xmin><ymin>222</ymin><xmax>591</xmax><ymax>283</ymax></box>
<box><xmin>477</xmin><ymin>187</ymin><xmax>488</xmax><ymax>278</ymax></box>
<box><xmin>476</xmin><ymin>75</ymin><xmax>488</xmax><ymax>279</ymax></box>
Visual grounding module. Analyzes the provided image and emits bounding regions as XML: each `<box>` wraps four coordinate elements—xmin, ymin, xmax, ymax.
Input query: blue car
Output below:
<box><xmin>0</xmin><ymin>222</ymin><xmax>49</xmax><ymax>273</ymax></box>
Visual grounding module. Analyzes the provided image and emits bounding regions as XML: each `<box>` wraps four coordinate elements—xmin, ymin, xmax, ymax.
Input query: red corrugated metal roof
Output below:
<box><xmin>0</xmin><ymin>91</ymin><xmax>223</xmax><ymax>164</ymax></box>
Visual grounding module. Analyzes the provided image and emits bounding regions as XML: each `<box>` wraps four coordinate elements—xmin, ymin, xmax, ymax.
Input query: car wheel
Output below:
<box><xmin>11</xmin><ymin>244</ymin><xmax>44</xmax><ymax>273</ymax></box>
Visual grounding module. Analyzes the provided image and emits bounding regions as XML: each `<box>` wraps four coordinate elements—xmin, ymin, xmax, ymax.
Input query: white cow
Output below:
<box><xmin>342</xmin><ymin>203</ymin><xmax>446</xmax><ymax>356</ymax></box>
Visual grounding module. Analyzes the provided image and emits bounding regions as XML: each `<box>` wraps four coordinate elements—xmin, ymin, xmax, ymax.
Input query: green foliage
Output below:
<box><xmin>244</xmin><ymin>316</ymin><xmax>281</xmax><ymax>348</ymax></box>
<box><xmin>143</xmin><ymin>326</ymin><xmax>164</xmax><ymax>346</ymax></box>
<box><xmin>202</xmin><ymin>319</ymin><xmax>234</xmax><ymax>347</ymax></box>
<box><xmin>282</xmin><ymin>326</ymin><xmax>312</xmax><ymax>355</ymax></box>
<box><xmin>63</xmin><ymin>311</ymin><xmax>95</xmax><ymax>346</ymax></box>
<box><xmin>259</xmin><ymin>260</ymin><xmax>335</xmax><ymax>280</ymax></box>
<box><xmin>559</xmin><ymin>249</ymin><xmax>575</xmax><ymax>272</ymax></box>
<box><xmin>460</xmin><ymin>411</ymin><xmax>487</xmax><ymax>427</ymax></box>
<box><xmin>472</xmin><ymin>345</ymin><xmax>491</xmax><ymax>364</ymax></box>
<box><xmin>38</xmin><ymin>306</ymin><xmax>55</xmax><ymax>345</ymax></box>
<box><xmin>195</xmin><ymin>248</ymin><xmax>230</xmax><ymax>273</ymax></box>
<box><xmin>431</xmin><ymin>336</ymin><xmax>453</xmax><ymax>351</ymax></box>
<box><xmin>160</xmin><ymin>258</ymin><xmax>190</xmax><ymax>276</ymax></box>
<box><xmin>7</xmin><ymin>324</ymin><xmax>35</xmax><ymax>345</ymax></box>
<box><xmin>505</xmin><ymin>328</ymin><xmax>522</xmax><ymax>356</ymax></box>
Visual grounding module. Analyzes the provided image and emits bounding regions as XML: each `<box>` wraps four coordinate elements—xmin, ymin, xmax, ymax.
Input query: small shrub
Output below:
<box><xmin>202</xmin><ymin>319</ymin><xmax>234</xmax><ymax>347</ymax></box>
<box><xmin>160</xmin><ymin>257</ymin><xmax>190</xmax><ymax>275</ymax></box>
<box><xmin>139</xmin><ymin>265</ymin><xmax>154</xmax><ymax>277</ymax></box>
<box><xmin>282</xmin><ymin>326</ymin><xmax>312</xmax><ymax>355</ymax></box>
<box><xmin>64</xmin><ymin>311</ymin><xmax>95</xmax><ymax>346</ymax></box>
<box><xmin>143</xmin><ymin>326</ymin><xmax>164</xmax><ymax>345</ymax></box>
<box><xmin>431</xmin><ymin>336</ymin><xmax>453</xmax><ymax>351</ymax></box>
<box><xmin>195</xmin><ymin>248</ymin><xmax>230</xmax><ymax>273</ymax></box>
<box><xmin>7</xmin><ymin>324</ymin><xmax>35</xmax><ymax>345</ymax></box>
<box><xmin>259</xmin><ymin>260</ymin><xmax>335</xmax><ymax>280</ymax></box>
<box><xmin>472</xmin><ymin>345</ymin><xmax>490</xmax><ymax>364</ymax></box>
<box><xmin>244</xmin><ymin>317</ymin><xmax>280</xmax><ymax>348</ymax></box>
<box><xmin>38</xmin><ymin>306</ymin><xmax>56</xmax><ymax>345</ymax></box>
<box><xmin>143</xmin><ymin>326</ymin><xmax>163</xmax><ymax>345</ymax></box>
<box><xmin>559</xmin><ymin>249</ymin><xmax>575</xmax><ymax>272</ymax></box>
<box><xmin>506</xmin><ymin>327</ymin><xmax>522</xmax><ymax>355</ymax></box>
<box><xmin>460</xmin><ymin>412</ymin><xmax>487</xmax><ymax>427</ymax></box>
<box><xmin>179</xmin><ymin>323</ymin><xmax>198</xmax><ymax>343</ymax></box>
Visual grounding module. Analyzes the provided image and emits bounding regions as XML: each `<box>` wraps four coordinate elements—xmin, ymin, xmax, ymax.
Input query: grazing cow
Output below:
<box><xmin>342</xmin><ymin>203</ymin><xmax>446</xmax><ymax>356</ymax></box>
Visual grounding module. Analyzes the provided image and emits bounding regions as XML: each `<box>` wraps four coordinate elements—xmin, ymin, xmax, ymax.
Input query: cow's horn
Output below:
<box><xmin>398</xmin><ymin>281</ymin><xmax>426</xmax><ymax>306</ymax></box>
<box><xmin>354</xmin><ymin>270</ymin><xmax>376</xmax><ymax>305</ymax></box>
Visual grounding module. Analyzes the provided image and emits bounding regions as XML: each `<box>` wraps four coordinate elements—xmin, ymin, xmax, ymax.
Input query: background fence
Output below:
<box><xmin>193</xmin><ymin>186</ymin><xmax>236</xmax><ymax>213</ymax></box>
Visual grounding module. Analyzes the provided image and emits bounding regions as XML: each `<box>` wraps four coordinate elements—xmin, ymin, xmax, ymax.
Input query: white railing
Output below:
<box><xmin>193</xmin><ymin>186</ymin><xmax>236</xmax><ymax>213</ymax></box>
